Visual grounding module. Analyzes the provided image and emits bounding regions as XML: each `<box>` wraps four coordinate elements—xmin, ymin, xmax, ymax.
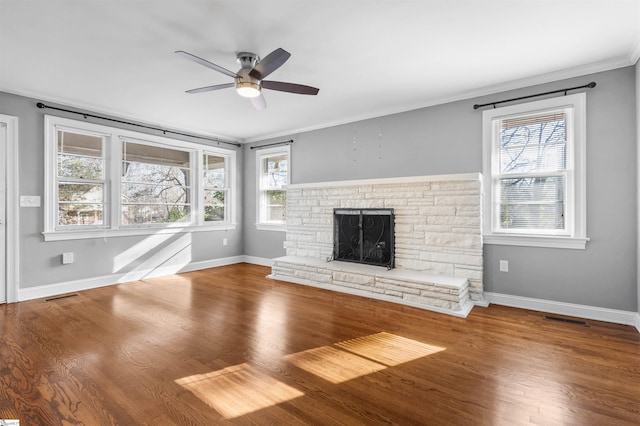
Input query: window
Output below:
<box><xmin>44</xmin><ymin>116</ymin><xmax>237</xmax><ymax>241</ymax></box>
<box><xmin>203</xmin><ymin>153</ymin><xmax>228</xmax><ymax>222</ymax></box>
<box><xmin>121</xmin><ymin>140</ymin><xmax>192</xmax><ymax>225</ymax></box>
<box><xmin>482</xmin><ymin>93</ymin><xmax>588</xmax><ymax>249</ymax></box>
<box><xmin>56</xmin><ymin>129</ymin><xmax>106</xmax><ymax>227</ymax></box>
<box><xmin>256</xmin><ymin>145</ymin><xmax>290</xmax><ymax>230</ymax></box>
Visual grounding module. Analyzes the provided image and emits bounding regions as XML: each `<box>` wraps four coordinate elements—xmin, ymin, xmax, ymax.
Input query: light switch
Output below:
<box><xmin>20</xmin><ymin>195</ymin><xmax>41</xmax><ymax>207</ymax></box>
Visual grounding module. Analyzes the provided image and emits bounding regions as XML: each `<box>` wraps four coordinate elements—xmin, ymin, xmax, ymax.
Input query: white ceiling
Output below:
<box><xmin>1</xmin><ymin>1</ymin><xmax>639</xmax><ymax>143</ymax></box>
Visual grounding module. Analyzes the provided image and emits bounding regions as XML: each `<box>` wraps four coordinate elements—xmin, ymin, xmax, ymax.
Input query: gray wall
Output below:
<box><xmin>0</xmin><ymin>92</ymin><xmax>244</xmax><ymax>291</ymax></box>
<box><xmin>245</xmin><ymin>66</ymin><xmax>638</xmax><ymax>312</ymax></box>
<box><xmin>637</xmin><ymin>60</ymin><xmax>640</xmax><ymax>318</ymax></box>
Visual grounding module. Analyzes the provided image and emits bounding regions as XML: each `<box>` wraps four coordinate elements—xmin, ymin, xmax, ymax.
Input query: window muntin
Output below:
<box><xmin>56</xmin><ymin>130</ymin><xmax>105</xmax><ymax>227</ymax></box>
<box><xmin>203</xmin><ymin>154</ymin><xmax>227</xmax><ymax>222</ymax></box>
<box><xmin>256</xmin><ymin>146</ymin><xmax>290</xmax><ymax>228</ymax></box>
<box><xmin>121</xmin><ymin>140</ymin><xmax>192</xmax><ymax>225</ymax></box>
<box><xmin>482</xmin><ymin>93</ymin><xmax>587</xmax><ymax>249</ymax></box>
<box><xmin>44</xmin><ymin>115</ymin><xmax>237</xmax><ymax>240</ymax></box>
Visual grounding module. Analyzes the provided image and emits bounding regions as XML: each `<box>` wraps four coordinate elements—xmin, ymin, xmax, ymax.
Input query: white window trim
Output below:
<box><xmin>255</xmin><ymin>144</ymin><xmax>290</xmax><ymax>232</ymax></box>
<box><xmin>482</xmin><ymin>93</ymin><xmax>589</xmax><ymax>250</ymax></box>
<box><xmin>44</xmin><ymin>115</ymin><xmax>237</xmax><ymax>241</ymax></box>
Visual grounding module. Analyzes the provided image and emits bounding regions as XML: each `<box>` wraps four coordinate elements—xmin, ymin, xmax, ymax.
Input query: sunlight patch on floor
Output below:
<box><xmin>284</xmin><ymin>345</ymin><xmax>387</xmax><ymax>384</ymax></box>
<box><xmin>175</xmin><ymin>363</ymin><xmax>304</xmax><ymax>419</ymax></box>
<box><xmin>335</xmin><ymin>332</ymin><xmax>446</xmax><ymax>366</ymax></box>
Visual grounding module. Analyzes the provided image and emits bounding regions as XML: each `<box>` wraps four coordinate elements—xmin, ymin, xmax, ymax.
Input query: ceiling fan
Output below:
<box><xmin>175</xmin><ymin>48</ymin><xmax>319</xmax><ymax>110</ymax></box>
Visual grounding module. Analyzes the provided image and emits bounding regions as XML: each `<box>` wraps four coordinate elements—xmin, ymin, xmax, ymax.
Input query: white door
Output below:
<box><xmin>0</xmin><ymin>122</ymin><xmax>6</xmax><ymax>303</ymax></box>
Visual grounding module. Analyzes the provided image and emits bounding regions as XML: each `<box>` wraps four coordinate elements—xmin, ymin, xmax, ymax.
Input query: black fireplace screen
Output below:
<box><xmin>333</xmin><ymin>208</ymin><xmax>395</xmax><ymax>269</ymax></box>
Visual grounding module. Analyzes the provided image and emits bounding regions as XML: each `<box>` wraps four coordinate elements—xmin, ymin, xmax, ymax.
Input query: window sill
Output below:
<box><xmin>43</xmin><ymin>223</ymin><xmax>237</xmax><ymax>241</ymax></box>
<box><xmin>255</xmin><ymin>223</ymin><xmax>287</xmax><ymax>232</ymax></box>
<box><xmin>483</xmin><ymin>234</ymin><xmax>589</xmax><ymax>250</ymax></box>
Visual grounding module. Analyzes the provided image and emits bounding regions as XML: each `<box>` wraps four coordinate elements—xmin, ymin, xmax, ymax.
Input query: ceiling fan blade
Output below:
<box><xmin>251</xmin><ymin>93</ymin><xmax>267</xmax><ymax>110</ymax></box>
<box><xmin>262</xmin><ymin>80</ymin><xmax>319</xmax><ymax>95</ymax></box>
<box><xmin>185</xmin><ymin>83</ymin><xmax>235</xmax><ymax>94</ymax></box>
<box><xmin>175</xmin><ymin>50</ymin><xmax>239</xmax><ymax>79</ymax></box>
<box><xmin>249</xmin><ymin>48</ymin><xmax>291</xmax><ymax>80</ymax></box>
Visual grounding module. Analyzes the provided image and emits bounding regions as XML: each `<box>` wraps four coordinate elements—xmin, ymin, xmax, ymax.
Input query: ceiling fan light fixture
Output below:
<box><xmin>236</xmin><ymin>81</ymin><xmax>261</xmax><ymax>98</ymax></box>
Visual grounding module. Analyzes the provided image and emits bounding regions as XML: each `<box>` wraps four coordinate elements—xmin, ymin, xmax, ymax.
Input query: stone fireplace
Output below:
<box><xmin>269</xmin><ymin>173</ymin><xmax>483</xmax><ymax>317</ymax></box>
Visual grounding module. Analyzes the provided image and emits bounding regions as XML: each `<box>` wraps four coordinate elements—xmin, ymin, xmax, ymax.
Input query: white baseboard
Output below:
<box><xmin>485</xmin><ymin>292</ymin><xmax>638</xmax><ymax>328</ymax></box>
<box><xmin>240</xmin><ymin>256</ymin><xmax>274</xmax><ymax>267</ymax></box>
<box><xmin>17</xmin><ymin>256</ymin><xmax>245</xmax><ymax>302</ymax></box>
<box><xmin>635</xmin><ymin>313</ymin><xmax>640</xmax><ymax>333</ymax></box>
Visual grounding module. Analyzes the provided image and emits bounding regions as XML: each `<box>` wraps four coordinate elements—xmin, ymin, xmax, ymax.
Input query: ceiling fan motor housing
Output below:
<box><xmin>235</xmin><ymin>52</ymin><xmax>262</xmax><ymax>96</ymax></box>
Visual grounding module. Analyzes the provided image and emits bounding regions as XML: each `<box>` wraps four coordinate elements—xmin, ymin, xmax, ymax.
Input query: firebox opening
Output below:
<box><xmin>332</xmin><ymin>208</ymin><xmax>395</xmax><ymax>269</ymax></box>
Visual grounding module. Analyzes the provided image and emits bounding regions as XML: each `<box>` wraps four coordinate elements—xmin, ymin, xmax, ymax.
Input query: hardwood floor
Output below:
<box><xmin>1</xmin><ymin>263</ymin><xmax>639</xmax><ymax>425</ymax></box>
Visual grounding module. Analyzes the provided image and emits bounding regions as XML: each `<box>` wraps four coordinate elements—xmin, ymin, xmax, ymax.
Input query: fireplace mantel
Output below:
<box><xmin>285</xmin><ymin>172</ymin><xmax>482</xmax><ymax>190</ymax></box>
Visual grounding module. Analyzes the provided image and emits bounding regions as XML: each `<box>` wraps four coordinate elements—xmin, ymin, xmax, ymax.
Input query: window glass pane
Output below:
<box><xmin>59</xmin><ymin>203</ymin><xmax>104</xmax><ymax>226</ymax></box>
<box><xmin>121</xmin><ymin>205</ymin><xmax>190</xmax><ymax>225</ymax></box>
<box><xmin>500</xmin><ymin>177</ymin><xmax>564</xmax><ymax>230</ymax></box>
<box><xmin>204</xmin><ymin>189</ymin><xmax>226</xmax><ymax>221</ymax></box>
<box><xmin>123</xmin><ymin>142</ymin><xmax>189</xmax><ymax>167</ymax></box>
<box><xmin>58</xmin><ymin>131</ymin><xmax>104</xmax><ymax>179</ymax></box>
<box><xmin>59</xmin><ymin>183</ymin><xmax>103</xmax><ymax>202</ymax></box>
<box><xmin>58</xmin><ymin>131</ymin><xmax>103</xmax><ymax>157</ymax></box>
<box><xmin>500</xmin><ymin>112</ymin><xmax>566</xmax><ymax>174</ymax></box>
<box><xmin>204</xmin><ymin>154</ymin><xmax>226</xmax><ymax>188</ymax></box>
<box><xmin>262</xmin><ymin>154</ymin><xmax>287</xmax><ymax>189</ymax></box>
<box><xmin>124</xmin><ymin>163</ymin><xmax>188</xmax><ymax>186</ymax></box>
<box><xmin>122</xmin><ymin>182</ymin><xmax>188</xmax><ymax>204</ymax></box>
<box><xmin>500</xmin><ymin>143</ymin><xmax>566</xmax><ymax>174</ymax></box>
<box><xmin>266</xmin><ymin>190</ymin><xmax>286</xmax><ymax>221</ymax></box>
<box><xmin>122</xmin><ymin>141</ymin><xmax>192</xmax><ymax>225</ymax></box>
<box><xmin>58</xmin><ymin>154</ymin><xmax>104</xmax><ymax>180</ymax></box>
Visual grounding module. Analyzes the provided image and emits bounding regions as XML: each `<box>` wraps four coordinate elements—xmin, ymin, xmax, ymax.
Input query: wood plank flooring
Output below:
<box><xmin>1</xmin><ymin>263</ymin><xmax>639</xmax><ymax>425</ymax></box>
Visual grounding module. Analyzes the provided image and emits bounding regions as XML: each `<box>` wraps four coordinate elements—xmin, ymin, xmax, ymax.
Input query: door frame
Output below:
<box><xmin>1</xmin><ymin>114</ymin><xmax>19</xmax><ymax>303</ymax></box>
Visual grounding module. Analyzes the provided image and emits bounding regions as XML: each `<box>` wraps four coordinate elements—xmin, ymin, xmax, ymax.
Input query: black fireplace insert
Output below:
<box><xmin>332</xmin><ymin>208</ymin><xmax>395</xmax><ymax>269</ymax></box>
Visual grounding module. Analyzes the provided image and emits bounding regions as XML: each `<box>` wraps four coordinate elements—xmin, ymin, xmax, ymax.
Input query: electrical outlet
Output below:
<box><xmin>62</xmin><ymin>252</ymin><xmax>74</xmax><ymax>264</ymax></box>
<box><xmin>499</xmin><ymin>260</ymin><xmax>509</xmax><ymax>272</ymax></box>
<box><xmin>223</xmin><ymin>238</ymin><xmax>228</xmax><ymax>246</ymax></box>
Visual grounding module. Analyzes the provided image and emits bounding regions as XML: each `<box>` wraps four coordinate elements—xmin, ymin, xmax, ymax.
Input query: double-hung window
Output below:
<box><xmin>44</xmin><ymin>115</ymin><xmax>237</xmax><ymax>240</ymax></box>
<box><xmin>256</xmin><ymin>145</ymin><xmax>290</xmax><ymax>230</ymax></box>
<box><xmin>121</xmin><ymin>140</ymin><xmax>192</xmax><ymax>225</ymax></box>
<box><xmin>482</xmin><ymin>93</ymin><xmax>588</xmax><ymax>249</ymax></box>
<box><xmin>56</xmin><ymin>129</ymin><xmax>107</xmax><ymax>227</ymax></box>
<box><xmin>203</xmin><ymin>153</ymin><xmax>229</xmax><ymax>222</ymax></box>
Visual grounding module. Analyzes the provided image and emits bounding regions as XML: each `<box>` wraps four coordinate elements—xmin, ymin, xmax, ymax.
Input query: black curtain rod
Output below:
<box><xmin>473</xmin><ymin>82</ymin><xmax>596</xmax><ymax>110</ymax></box>
<box><xmin>36</xmin><ymin>102</ymin><xmax>242</xmax><ymax>148</ymax></box>
<box><xmin>250</xmin><ymin>139</ymin><xmax>294</xmax><ymax>150</ymax></box>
